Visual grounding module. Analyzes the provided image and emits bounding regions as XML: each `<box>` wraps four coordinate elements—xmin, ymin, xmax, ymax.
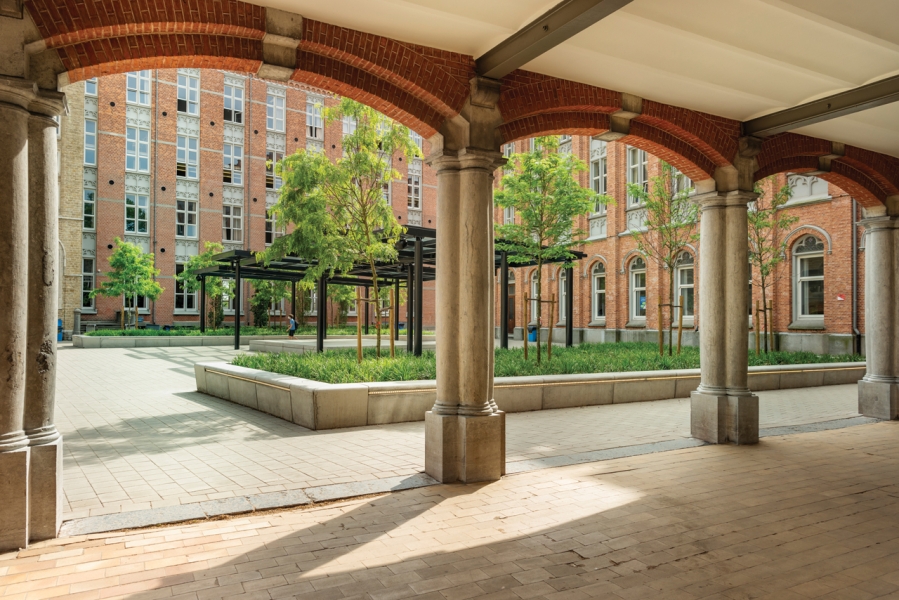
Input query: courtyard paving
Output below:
<box><xmin>4</xmin><ymin>421</ymin><xmax>899</xmax><ymax>599</ymax></box>
<box><xmin>57</xmin><ymin>345</ymin><xmax>864</xmax><ymax>524</ymax></box>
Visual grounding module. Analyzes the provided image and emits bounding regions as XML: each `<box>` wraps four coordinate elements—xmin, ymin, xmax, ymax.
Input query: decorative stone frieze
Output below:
<box><xmin>589</xmin><ymin>215</ymin><xmax>607</xmax><ymax>239</ymax></box>
<box><xmin>175</xmin><ymin>178</ymin><xmax>199</xmax><ymax>200</ymax></box>
<box><xmin>81</xmin><ymin>232</ymin><xmax>96</xmax><ymax>257</ymax></box>
<box><xmin>124</xmin><ymin>235</ymin><xmax>150</xmax><ymax>253</ymax></box>
<box><xmin>223</xmin><ymin>123</ymin><xmax>244</xmax><ymax>145</ymax></box>
<box><xmin>223</xmin><ymin>73</ymin><xmax>245</xmax><ymax>88</ymax></box>
<box><xmin>83</xmin><ymin>96</ymin><xmax>98</xmax><ymax>120</ymax></box>
<box><xmin>266</xmin><ymin>131</ymin><xmax>285</xmax><ymax>152</ymax></box>
<box><xmin>222</xmin><ymin>185</ymin><xmax>243</xmax><ymax>205</ymax></box>
<box><xmin>175</xmin><ymin>239</ymin><xmax>199</xmax><ymax>263</ymax></box>
<box><xmin>176</xmin><ymin>114</ymin><xmax>200</xmax><ymax>137</ymax></box>
<box><xmin>306</xmin><ymin>138</ymin><xmax>323</xmax><ymax>153</ymax></box>
<box><xmin>409</xmin><ymin>159</ymin><xmax>422</xmax><ymax>176</ymax></box>
<box><xmin>125</xmin><ymin>105</ymin><xmax>152</xmax><ymax>129</ymax></box>
<box><xmin>83</xmin><ymin>167</ymin><xmax>97</xmax><ymax>189</ymax></box>
<box><xmin>407</xmin><ymin>210</ymin><xmax>422</xmax><ymax>226</ymax></box>
<box><xmin>266</xmin><ymin>190</ymin><xmax>279</xmax><ymax>206</ymax></box>
<box><xmin>124</xmin><ymin>173</ymin><xmax>150</xmax><ymax>195</ymax></box>
<box><xmin>626</xmin><ymin>208</ymin><xmax>647</xmax><ymax>231</ymax></box>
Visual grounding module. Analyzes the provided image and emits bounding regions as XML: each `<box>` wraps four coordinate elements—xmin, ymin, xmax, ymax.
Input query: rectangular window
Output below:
<box><xmin>503</xmin><ymin>206</ymin><xmax>515</xmax><ymax>225</ymax></box>
<box><xmin>223</xmin><ymin>84</ymin><xmax>243</xmax><ymax>124</ymax></box>
<box><xmin>82</xmin><ymin>189</ymin><xmax>96</xmax><ymax>230</ymax></box>
<box><xmin>306</xmin><ymin>100</ymin><xmax>322</xmax><ymax>139</ymax></box>
<box><xmin>672</xmin><ymin>168</ymin><xmax>693</xmax><ymax>195</ymax></box>
<box><xmin>410</xmin><ymin>131</ymin><xmax>423</xmax><ymax>151</ymax></box>
<box><xmin>126</xmin><ymin>71</ymin><xmax>151</xmax><ymax>105</ymax></box>
<box><xmin>265</xmin><ymin>212</ymin><xmax>283</xmax><ymax>245</ymax></box>
<box><xmin>559</xmin><ymin>272</ymin><xmax>568</xmax><ymax>322</ymax></box>
<box><xmin>382</xmin><ymin>181</ymin><xmax>391</xmax><ymax>205</ymax></box>
<box><xmin>85</xmin><ymin>78</ymin><xmax>98</xmax><ymax>96</ymax></box>
<box><xmin>176</xmin><ymin>135</ymin><xmax>198</xmax><ymax>178</ymax></box>
<box><xmin>223</xmin><ymin>144</ymin><xmax>243</xmax><ymax>184</ymax></box>
<box><xmin>84</xmin><ymin>119</ymin><xmax>97</xmax><ymax>165</ymax></box>
<box><xmin>265</xmin><ymin>150</ymin><xmax>283</xmax><ymax>189</ymax></box>
<box><xmin>503</xmin><ymin>143</ymin><xmax>514</xmax><ymax>173</ymax></box>
<box><xmin>593</xmin><ymin>269</ymin><xmax>606</xmax><ymax>321</ymax></box>
<box><xmin>677</xmin><ymin>267</ymin><xmax>694</xmax><ymax>319</ymax></box>
<box><xmin>407</xmin><ymin>174</ymin><xmax>421</xmax><ymax>209</ymax></box>
<box><xmin>175</xmin><ymin>264</ymin><xmax>197</xmax><ymax>311</ymax></box>
<box><xmin>125</xmin><ymin>194</ymin><xmax>149</xmax><ymax>234</ymax></box>
<box><xmin>342</xmin><ymin>115</ymin><xmax>356</xmax><ymax>136</ymax></box>
<box><xmin>627</xmin><ymin>147</ymin><xmax>648</xmax><ymax>207</ymax></box>
<box><xmin>223</xmin><ymin>205</ymin><xmax>242</xmax><ymax>242</ymax></box>
<box><xmin>591</xmin><ymin>140</ymin><xmax>607</xmax><ymax>213</ymax></box>
<box><xmin>176</xmin><ymin>199</ymin><xmax>198</xmax><ymax>238</ymax></box>
<box><xmin>798</xmin><ymin>256</ymin><xmax>824</xmax><ymax>317</ymax></box>
<box><xmin>177</xmin><ymin>72</ymin><xmax>199</xmax><ymax>115</ymax></box>
<box><xmin>125</xmin><ymin>126</ymin><xmax>150</xmax><ymax>172</ymax></box>
<box><xmin>267</xmin><ymin>94</ymin><xmax>285</xmax><ymax>132</ymax></box>
<box><xmin>81</xmin><ymin>258</ymin><xmax>95</xmax><ymax>309</ymax></box>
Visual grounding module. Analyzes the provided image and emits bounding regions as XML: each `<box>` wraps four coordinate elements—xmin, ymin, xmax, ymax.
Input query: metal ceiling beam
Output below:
<box><xmin>475</xmin><ymin>0</ymin><xmax>632</xmax><ymax>80</ymax></box>
<box><xmin>744</xmin><ymin>75</ymin><xmax>899</xmax><ymax>137</ymax></box>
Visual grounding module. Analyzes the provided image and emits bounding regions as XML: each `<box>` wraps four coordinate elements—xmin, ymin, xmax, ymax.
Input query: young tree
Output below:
<box><xmin>266</xmin><ymin>98</ymin><xmax>420</xmax><ymax>357</ymax></box>
<box><xmin>91</xmin><ymin>238</ymin><xmax>164</xmax><ymax>329</ymax></box>
<box><xmin>748</xmin><ymin>176</ymin><xmax>797</xmax><ymax>352</ymax></box>
<box><xmin>495</xmin><ymin>136</ymin><xmax>603</xmax><ymax>363</ymax></box>
<box><xmin>328</xmin><ymin>285</ymin><xmax>357</xmax><ymax>327</ymax></box>
<box><xmin>627</xmin><ymin>162</ymin><xmax>699</xmax><ymax>355</ymax></box>
<box><xmin>248</xmin><ymin>280</ymin><xmax>290</xmax><ymax>328</ymax></box>
<box><xmin>175</xmin><ymin>241</ymin><xmax>231</xmax><ymax>330</ymax></box>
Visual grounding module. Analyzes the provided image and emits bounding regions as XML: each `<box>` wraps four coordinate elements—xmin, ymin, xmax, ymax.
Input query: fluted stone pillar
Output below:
<box><xmin>858</xmin><ymin>216</ymin><xmax>899</xmax><ymax>419</ymax></box>
<box><xmin>691</xmin><ymin>190</ymin><xmax>759</xmax><ymax>444</ymax></box>
<box><xmin>0</xmin><ymin>77</ymin><xmax>35</xmax><ymax>552</ymax></box>
<box><xmin>26</xmin><ymin>91</ymin><xmax>66</xmax><ymax>542</ymax></box>
<box><xmin>425</xmin><ymin>77</ymin><xmax>505</xmax><ymax>483</ymax></box>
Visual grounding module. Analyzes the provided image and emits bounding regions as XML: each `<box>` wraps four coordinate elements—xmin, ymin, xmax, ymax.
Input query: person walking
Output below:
<box><xmin>287</xmin><ymin>314</ymin><xmax>297</xmax><ymax>338</ymax></box>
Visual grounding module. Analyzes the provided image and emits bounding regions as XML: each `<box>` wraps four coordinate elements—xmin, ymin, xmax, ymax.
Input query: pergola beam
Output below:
<box><xmin>476</xmin><ymin>0</ymin><xmax>632</xmax><ymax>80</ymax></box>
<box><xmin>743</xmin><ymin>75</ymin><xmax>899</xmax><ymax>137</ymax></box>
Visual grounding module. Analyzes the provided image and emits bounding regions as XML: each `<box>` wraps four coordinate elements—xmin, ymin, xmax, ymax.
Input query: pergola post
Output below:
<box><xmin>233</xmin><ymin>261</ymin><xmax>241</xmax><ymax>350</ymax></box>
<box><xmin>406</xmin><ymin>265</ymin><xmax>414</xmax><ymax>354</ymax></box>
<box><xmin>565</xmin><ymin>266</ymin><xmax>574</xmax><ymax>347</ymax></box>
<box><xmin>414</xmin><ymin>237</ymin><xmax>423</xmax><ymax>356</ymax></box>
<box><xmin>691</xmin><ymin>189</ymin><xmax>758</xmax><ymax>444</ymax></box>
<box><xmin>394</xmin><ymin>280</ymin><xmax>400</xmax><ymax>340</ymax></box>
<box><xmin>858</xmin><ymin>213</ymin><xmax>899</xmax><ymax>419</ymax></box>
<box><xmin>321</xmin><ymin>278</ymin><xmax>328</xmax><ymax>340</ymax></box>
<box><xmin>500</xmin><ymin>251</ymin><xmax>509</xmax><ymax>349</ymax></box>
<box><xmin>364</xmin><ymin>285</ymin><xmax>370</xmax><ymax>335</ymax></box>
<box><xmin>316</xmin><ymin>277</ymin><xmax>325</xmax><ymax>352</ymax></box>
<box><xmin>291</xmin><ymin>280</ymin><xmax>296</xmax><ymax>322</ymax></box>
<box><xmin>199</xmin><ymin>276</ymin><xmax>206</xmax><ymax>333</ymax></box>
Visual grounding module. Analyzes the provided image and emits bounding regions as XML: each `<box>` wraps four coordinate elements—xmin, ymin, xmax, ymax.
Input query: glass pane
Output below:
<box><xmin>801</xmin><ymin>256</ymin><xmax>824</xmax><ymax>277</ymax></box>
<box><xmin>679</xmin><ymin>268</ymin><xmax>693</xmax><ymax>286</ymax></box>
<box><xmin>681</xmin><ymin>289</ymin><xmax>694</xmax><ymax>316</ymax></box>
<box><xmin>802</xmin><ymin>280</ymin><xmax>825</xmax><ymax>316</ymax></box>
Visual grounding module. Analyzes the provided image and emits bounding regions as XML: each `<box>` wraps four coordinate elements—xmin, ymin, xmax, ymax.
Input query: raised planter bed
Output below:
<box><xmin>194</xmin><ymin>361</ymin><xmax>866</xmax><ymax>431</ymax></box>
<box><xmin>73</xmin><ymin>334</ymin><xmax>414</xmax><ymax>348</ymax></box>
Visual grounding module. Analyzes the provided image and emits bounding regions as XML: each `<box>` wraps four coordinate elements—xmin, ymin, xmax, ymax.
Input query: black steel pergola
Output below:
<box><xmin>193</xmin><ymin>225</ymin><xmax>584</xmax><ymax>352</ymax></box>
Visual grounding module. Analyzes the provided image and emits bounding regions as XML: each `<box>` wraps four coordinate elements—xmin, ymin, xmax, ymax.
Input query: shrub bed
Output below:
<box><xmin>231</xmin><ymin>342</ymin><xmax>864</xmax><ymax>384</ymax></box>
<box><xmin>86</xmin><ymin>326</ymin><xmax>433</xmax><ymax>337</ymax></box>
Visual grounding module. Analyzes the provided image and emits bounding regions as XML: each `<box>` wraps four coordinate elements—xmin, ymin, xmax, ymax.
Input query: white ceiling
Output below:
<box><xmin>269</xmin><ymin>0</ymin><xmax>899</xmax><ymax>158</ymax></box>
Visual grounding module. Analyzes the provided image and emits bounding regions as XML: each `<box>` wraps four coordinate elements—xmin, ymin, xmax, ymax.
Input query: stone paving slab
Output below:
<box><xmin>7</xmin><ymin>422</ymin><xmax>899</xmax><ymax>600</ymax></box>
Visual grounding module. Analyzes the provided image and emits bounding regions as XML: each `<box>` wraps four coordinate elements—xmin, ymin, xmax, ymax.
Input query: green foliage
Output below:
<box><xmin>91</xmin><ymin>238</ymin><xmax>163</xmax><ymax>329</ymax></box>
<box><xmin>265</xmin><ymin>98</ymin><xmax>421</xmax><ymax>356</ymax></box>
<box><xmin>328</xmin><ymin>285</ymin><xmax>357</xmax><ymax>327</ymax></box>
<box><xmin>495</xmin><ymin>136</ymin><xmax>601</xmax><ymax>363</ymax></box>
<box><xmin>248</xmin><ymin>280</ymin><xmax>290</xmax><ymax>327</ymax></box>
<box><xmin>175</xmin><ymin>242</ymin><xmax>231</xmax><ymax>330</ymax></box>
<box><xmin>85</xmin><ymin>325</ymin><xmax>432</xmax><ymax>337</ymax></box>
<box><xmin>231</xmin><ymin>342</ymin><xmax>863</xmax><ymax>384</ymax></box>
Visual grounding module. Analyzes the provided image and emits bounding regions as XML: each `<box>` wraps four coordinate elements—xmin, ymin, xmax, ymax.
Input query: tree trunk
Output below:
<box><xmin>121</xmin><ymin>297</ymin><xmax>126</xmax><ymax>330</ymax></box>
<box><xmin>370</xmin><ymin>260</ymin><xmax>381</xmax><ymax>359</ymax></box>
<box><xmin>760</xmin><ymin>279</ymin><xmax>769</xmax><ymax>353</ymax></box>
<box><xmin>668</xmin><ymin>269</ymin><xmax>675</xmax><ymax>356</ymax></box>
<box><xmin>536</xmin><ymin>260</ymin><xmax>543</xmax><ymax>365</ymax></box>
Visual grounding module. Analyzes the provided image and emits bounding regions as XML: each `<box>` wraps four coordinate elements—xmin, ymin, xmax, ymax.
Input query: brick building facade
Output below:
<box><xmin>58</xmin><ymin>69</ymin><xmax>864</xmax><ymax>353</ymax></box>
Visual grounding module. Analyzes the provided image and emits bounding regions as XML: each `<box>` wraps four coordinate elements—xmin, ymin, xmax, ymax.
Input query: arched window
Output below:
<box><xmin>793</xmin><ymin>235</ymin><xmax>825</xmax><ymax>326</ymax></box>
<box><xmin>675</xmin><ymin>252</ymin><xmax>694</xmax><ymax>324</ymax></box>
<box><xmin>630</xmin><ymin>257</ymin><xmax>647</xmax><ymax>322</ymax></box>
<box><xmin>559</xmin><ymin>270</ymin><xmax>567</xmax><ymax>322</ymax></box>
<box><xmin>592</xmin><ymin>263</ymin><xmax>606</xmax><ymax>324</ymax></box>
<box><xmin>530</xmin><ymin>271</ymin><xmax>539</xmax><ymax>322</ymax></box>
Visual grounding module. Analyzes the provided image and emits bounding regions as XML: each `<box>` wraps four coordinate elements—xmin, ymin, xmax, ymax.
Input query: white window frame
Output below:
<box><xmin>82</xmin><ymin>188</ymin><xmax>96</xmax><ymax>230</ymax></box>
<box><xmin>223</xmin><ymin>84</ymin><xmax>244</xmax><ymax>124</ymax></box>
<box><xmin>672</xmin><ymin>168</ymin><xmax>693</xmax><ymax>196</ymax></box>
<box><xmin>558</xmin><ymin>270</ymin><xmax>567</xmax><ymax>323</ymax></box>
<box><xmin>84</xmin><ymin>119</ymin><xmax>97</xmax><ymax>166</ymax></box>
<box><xmin>124</xmin><ymin>294</ymin><xmax>151</xmax><ymax>315</ymax></box>
<box><xmin>407</xmin><ymin>174</ymin><xmax>421</xmax><ymax>209</ymax></box>
<box><xmin>591</xmin><ymin>140</ymin><xmax>607</xmax><ymax>213</ymax></box>
<box><xmin>125</xmin><ymin>193</ymin><xmax>149</xmax><ymax>234</ymax></box>
<box><xmin>176</xmin><ymin>199</ymin><xmax>198</xmax><ymax>238</ymax></box>
<box><xmin>266</xmin><ymin>150</ymin><xmax>283</xmax><ymax>189</ymax></box>
<box><xmin>174</xmin><ymin>263</ymin><xmax>198</xmax><ymax>313</ymax></box>
<box><xmin>530</xmin><ymin>272</ymin><xmax>539</xmax><ymax>323</ymax></box>
<box><xmin>674</xmin><ymin>252</ymin><xmax>694</xmax><ymax>326</ymax></box>
<box><xmin>306</xmin><ymin>100</ymin><xmax>322</xmax><ymax>139</ymax></box>
<box><xmin>792</xmin><ymin>235</ymin><xmax>825</xmax><ymax>326</ymax></box>
<box><xmin>410</xmin><ymin>131</ymin><xmax>423</xmax><ymax>151</ymax></box>
<box><xmin>630</xmin><ymin>257</ymin><xmax>647</xmax><ymax>323</ymax></box>
<box><xmin>84</xmin><ymin>78</ymin><xmax>98</xmax><ymax>96</ymax></box>
<box><xmin>223</xmin><ymin>205</ymin><xmax>243</xmax><ymax>242</ymax></box>
<box><xmin>592</xmin><ymin>263</ymin><xmax>606</xmax><ymax>324</ymax></box>
<box><xmin>176</xmin><ymin>135</ymin><xmax>198</xmax><ymax>179</ymax></box>
<box><xmin>177</xmin><ymin>72</ymin><xmax>199</xmax><ymax>115</ymax></box>
<box><xmin>265</xmin><ymin>211</ymin><xmax>284</xmax><ymax>246</ymax></box>
<box><xmin>223</xmin><ymin>143</ymin><xmax>243</xmax><ymax>185</ymax></box>
<box><xmin>81</xmin><ymin>258</ymin><xmax>95</xmax><ymax>311</ymax></box>
<box><xmin>627</xmin><ymin>146</ymin><xmax>648</xmax><ymax>207</ymax></box>
<box><xmin>342</xmin><ymin>115</ymin><xmax>356</xmax><ymax>136</ymax></box>
<box><xmin>382</xmin><ymin>180</ymin><xmax>392</xmax><ymax>205</ymax></box>
<box><xmin>503</xmin><ymin>206</ymin><xmax>515</xmax><ymax>225</ymax></box>
<box><xmin>125</xmin><ymin>126</ymin><xmax>150</xmax><ymax>173</ymax></box>
<box><xmin>126</xmin><ymin>71</ymin><xmax>152</xmax><ymax>106</ymax></box>
<box><xmin>267</xmin><ymin>94</ymin><xmax>285</xmax><ymax>132</ymax></box>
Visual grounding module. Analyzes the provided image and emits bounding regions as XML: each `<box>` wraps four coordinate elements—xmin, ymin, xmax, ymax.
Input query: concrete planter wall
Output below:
<box><xmin>73</xmin><ymin>334</ymin><xmax>414</xmax><ymax>349</ymax></box>
<box><xmin>194</xmin><ymin>361</ymin><xmax>866</xmax><ymax>431</ymax></box>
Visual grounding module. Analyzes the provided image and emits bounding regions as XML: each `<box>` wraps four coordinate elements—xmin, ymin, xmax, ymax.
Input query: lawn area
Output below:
<box><xmin>231</xmin><ymin>342</ymin><xmax>864</xmax><ymax>384</ymax></box>
<box><xmin>85</xmin><ymin>326</ymin><xmax>432</xmax><ymax>337</ymax></box>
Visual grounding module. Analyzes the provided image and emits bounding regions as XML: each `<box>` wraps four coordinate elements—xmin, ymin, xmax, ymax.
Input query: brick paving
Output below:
<box><xmin>4</xmin><ymin>422</ymin><xmax>899</xmax><ymax>599</ymax></box>
<box><xmin>57</xmin><ymin>345</ymin><xmax>862</xmax><ymax>521</ymax></box>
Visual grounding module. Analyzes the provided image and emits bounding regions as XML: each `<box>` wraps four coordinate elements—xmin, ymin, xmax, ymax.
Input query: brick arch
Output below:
<box><xmin>24</xmin><ymin>0</ymin><xmax>473</xmax><ymax>137</ymax></box>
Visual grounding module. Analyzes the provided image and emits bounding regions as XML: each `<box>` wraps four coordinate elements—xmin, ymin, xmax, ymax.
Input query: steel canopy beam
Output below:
<box><xmin>744</xmin><ymin>75</ymin><xmax>899</xmax><ymax>137</ymax></box>
<box><xmin>476</xmin><ymin>0</ymin><xmax>632</xmax><ymax>79</ymax></box>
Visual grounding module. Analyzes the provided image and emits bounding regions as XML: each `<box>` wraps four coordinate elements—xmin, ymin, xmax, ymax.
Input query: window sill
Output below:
<box><xmin>125</xmin><ymin>232</ymin><xmax>149</xmax><ymax>236</ymax></box>
<box><xmin>625</xmin><ymin>321</ymin><xmax>646</xmax><ymax>328</ymax></box>
<box><xmin>588</xmin><ymin>320</ymin><xmax>606</xmax><ymax>327</ymax></box>
<box><xmin>174</xmin><ymin>311</ymin><xmax>199</xmax><ymax>316</ymax></box>
<box><xmin>788</xmin><ymin>321</ymin><xmax>825</xmax><ymax>331</ymax></box>
<box><xmin>585</xmin><ymin>235</ymin><xmax>608</xmax><ymax>242</ymax></box>
<box><xmin>781</xmin><ymin>196</ymin><xmax>831</xmax><ymax>208</ymax></box>
<box><xmin>79</xmin><ymin>309</ymin><xmax>97</xmax><ymax>315</ymax></box>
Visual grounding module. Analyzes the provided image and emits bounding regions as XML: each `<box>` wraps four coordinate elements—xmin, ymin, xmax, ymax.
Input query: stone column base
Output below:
<box><xmin>29</xmin><ymin>438</ymin><xmax>63</xmax><ymax>542</ymax></box>
<box><xmin>425</xmin><ymin>411</ymin><xmax>505</xmax><ymax>483</ymax></box>
<box><xmin>691</xmin><ymin>392</ymin><xmax>759</xmax><ymax>444</ymax></box>
<box><xmin>0</xmin><ymin>447</ymin><xmax>30</xmax><ymax>552</ymax></box>
<box><xmin>858</xmin><ymin>379</ymin><xmax>899</xmax><ymax>420</ymax></box>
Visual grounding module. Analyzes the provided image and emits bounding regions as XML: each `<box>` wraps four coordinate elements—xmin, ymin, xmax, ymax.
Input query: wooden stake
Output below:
<box><xmin>755</xmin><ymin>300</ymin><xmax>761</xmax><ymax>355</ymax></box>
<box><xmin>389</xmin><ymin>288</ymin><xmax>395</xmax><ymax>359</ymax></box>
<box><xmin>523</xmin><ymin>293</ymin><xmax>528</xmax><ymax>361</ymax></box>
<box><xmin>767</xmin><ymin>300</ymin><xmax>774</xmax><ymax>352</ymax></box>
<box><xmin>356</xmin><ymin>288</ymin><xmax>362</xmax><ymax>364</ymax></box>
<box><xmin>676</xmin><ymin>304</ymin><xmax>684</xmax><ymax>355</ymax></box>
<box><xmin>548</xmin><ymin>294</ymin><xmax>555</xmax><ymax>361</ymax></box>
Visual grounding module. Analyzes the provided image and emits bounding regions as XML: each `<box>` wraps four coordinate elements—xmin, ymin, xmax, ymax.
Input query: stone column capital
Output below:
<box><xmin>692</xmin><ymin>189</ymin><xmax>758</xmax><ymax>210</ymax></box>
<box><xmin>0</xmin><ymin>76</ymin><xmax>67</xmax><ymax>117</ymax></box>
<box><xmin>860</xmin><ymin>215</ymin><xmax>899</xmax><ymax>232</ymax></box>
<box><xmin>426</xmin><ymin>147</ymin><xmax>506</xmax><ymax>173</ymax></box>
<box><xmin>29</xmin><ymin>89</ymin><xmax>67</xmax><ymax>119</ymax></box>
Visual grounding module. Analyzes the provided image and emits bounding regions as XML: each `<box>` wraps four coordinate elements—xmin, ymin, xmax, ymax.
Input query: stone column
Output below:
<box><xmin>424</xmin><ymin>77</ymin><xmax>505</xmax><ymax>483</ymax></box>
<box><xmin>25</xmin><ymin>91</ymin><xmax>67</xmax><ymax>542</ymax></box>
<box><xmin>858</xmin><ymin>216</ymin><xmax>899</xmax><ymax>419</ymax></box>
<box><xmin>691</xmin><ymin>190</ymin><xmax>759</xmax><ymax>444</ymax></box>
<box><xmin>0</xmin><ymin>76</ymin><xmax>36</xmax><ymax>552</ymax></box>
